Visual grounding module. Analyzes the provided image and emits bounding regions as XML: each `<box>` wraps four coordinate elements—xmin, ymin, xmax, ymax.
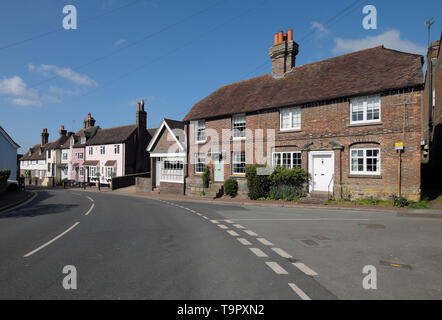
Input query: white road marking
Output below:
<box><xmin>202</xmin><ymin>216</ymin><xmax>208</xmax><ymax>220</ymax></box>
<box><xmin>250</xmin><ymin>248</ymin><xmax>268</xmax><ymax>257</ymax></box>
<box><xmin>233</xmin><ymin>218</ymin><xmax>370</xmax><ymax>221</ymax></box>
<box><xmin>265</xmin><ymin>262</ymin><xmax>288</xmax><ymax>274</ymax></box>
<box><xmin>196</xmin><ymin>213</ymin><xmax>202</xmax><ymax>216</ymax></box>
<box><xmin>218</xmin><ymin>224</ymin><xmax>228</xmax><ymax>229</ymax></box>
<box><xmin>288</xmin><ymin>283</ymin><xmax>312</xmax><ymax>300</ymax></box>
<box><xmin>24</xmin><ymin>222</ymin><xmax>80</xmax><ymax>258</ymax></box>
<box><xmin>86</xmin><ymin>196</ymin><xmax>94</xmax><ymax>202</ymax></box>
<box><xmin>224</xmin><ymin>220</ymin><xmax>234</xmax><ymax>224</ymax></box>
<box><xmin>244</xmin><ymin>230</ymin><xmax>258</xmax><ymax>236</ymax></box>
<box><xmin>272</xmin><ymin>247</ymin><xmax>292</xmax><ymax>259</ymax></box>
<box><xmin>85</xmin><ymin>203</ymin><xmax>95</xmax><ymax>216</ymax></box>
<box><xmin>227</xmin><ymin>230</ymin><xmax>239</xmax><ymax>236</ymax></box>
<box><xmin>257</xmin><ymin>238</ymin><xmax>274</xmax><ymax>246</ymax></box>
<box><xmin>237</xmin><ymin>238</ymin><xmax>252</xmax><ymax>246</ymax></box>
<box><xmin>210</xmin><ymin>220</ymin><xmax>219</xmax><ymax>224</ymax></box>
<box><xmin>233</xmin><ymin>224</ymin><xmax>245</xmax><ymax>229</ymax></box>
<box><xmin>293</xmin><ymin>262</ymin><xmax>318</xmax><ymax>276</ymax></box>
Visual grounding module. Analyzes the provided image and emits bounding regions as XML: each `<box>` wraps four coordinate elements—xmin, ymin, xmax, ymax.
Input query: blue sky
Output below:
<box><xmin>1</xmin><ymin>0</ymin><xmax>441</xmax><ymax>153</ymax></box>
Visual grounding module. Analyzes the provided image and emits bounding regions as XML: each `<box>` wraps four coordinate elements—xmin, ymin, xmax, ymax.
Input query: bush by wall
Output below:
<box><xmin>202</xmin><ymin>167</ymin><xmax>210</xmax><ymax>188</ymax></box>
<box><xmin>246</xmin><ymin>164</ymin><xmax>270</xmax><ymax>200</ymax></box>
<box><xmin>268</xmin><ymin>185</ymin><xmax>303</xmax><ymax>202</ymax></box>
<box><xmin>0</xmin><ymin>169</ymin><xmax>11</xmax><ymax>180</ymax></box>
<box><xmin>224</xmin><ymin>178</ymin><xmax>238</xmax><ymax>197</ymax></box>
<box><xmin>269</xmin><ymin>166</ymin><xmax>309</xmax><ymax>187</ymax></box>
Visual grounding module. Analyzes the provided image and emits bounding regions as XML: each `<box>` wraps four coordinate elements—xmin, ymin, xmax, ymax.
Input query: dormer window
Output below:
<box><xmin>81</xmin><ymin>136</ymin><xmax>86</xmax><ymax>144</ymax></box>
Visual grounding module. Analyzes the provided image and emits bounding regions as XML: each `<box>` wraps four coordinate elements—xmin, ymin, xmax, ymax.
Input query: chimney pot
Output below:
<box><xmin>137</xmin><ymin>102</ymin><xmax>141</xmax><ymax>111</ymax></box>
<box><xmin>287</xmin><ymin>29</ymin><xmax>293</xmax><ymax>41</ymax></box>
<box><xmin>278</xmin><ymin>31</ymin><xmax>283</xmax><ymax>43</ymax></box>
<box><xmin>88</xmin><ymin>113</ymin><xmax>91</xmax><ymax>119</ymax></box>
<box><xmin>61</xmin><ymin>125</ymin><xmax>64</xmax><ymax>130</ymax></box>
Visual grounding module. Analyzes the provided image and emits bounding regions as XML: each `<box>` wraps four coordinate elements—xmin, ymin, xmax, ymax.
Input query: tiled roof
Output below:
<box><xmin>20</xmin><ymin>144</ymin><xmax>45</xmax><ymax>161</ymax></box>
<box><xmin>183</xmin><ymin>46</ymin><xmax>424</xmax><ymax>121</ymax></box>
<box><xmin>164</xmin><ymin>119</ymin><xmax>185</xmax><ymax>130</ymax></box>
<box><xmin>86</xmin><ymin>124</ymin><xmax>137</xmax><ymax>146</ymax></box>
<box><xmin>72</xmin><ymin>126</ymin><xmax>100</xmax><ymax>147</ymax></box>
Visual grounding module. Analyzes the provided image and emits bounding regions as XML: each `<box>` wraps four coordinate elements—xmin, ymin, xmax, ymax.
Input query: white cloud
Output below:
<box><xmin>9</xmin><ymin>97</ymin><xmax>42</xmax><ymax>107</ymax></box>
<box><xmin>114</xmin><ymin>39</ymin><xmax>127</xmax><ymax>47</ymax></box>
<box><xmin>332</xmin><ymin>29</ymin><xmax>426</xmax><ymax>55</ymax></box>
<box><xmin>30</xmin><ymin>64</ymin><xmax>99</xmax><ymax>87</ymax></box>
<box><xmin>49</xmin><ymin>86</ymin><xmax>75</xmax><ymax>95</ymax></box>
<box><xmin>311</xmin><ymin>21</ymin><xmax>330</xmax><ymax>38</ymax></box>
<box><xmin>0</xmin><ymin>76</ymin><xmax>37</xmax><ymax>98</ymax></box>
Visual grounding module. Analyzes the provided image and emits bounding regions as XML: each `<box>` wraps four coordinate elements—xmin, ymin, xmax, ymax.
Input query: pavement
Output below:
<box><xmin>0</xmin><ymin>187</ymin><xmax>441</xmax><ymax>299</ymax></box>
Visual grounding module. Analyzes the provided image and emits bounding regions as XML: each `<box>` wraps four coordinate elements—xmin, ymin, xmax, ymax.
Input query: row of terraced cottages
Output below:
<box><xmin>146</xmin><ymin>30</ymin><xmax>429</xmax><ymax>201</ymax></box>
<box><xmin>19</xmin><ymin>102</ymin><xmax>156</xmax><ymax>186</ymax></box>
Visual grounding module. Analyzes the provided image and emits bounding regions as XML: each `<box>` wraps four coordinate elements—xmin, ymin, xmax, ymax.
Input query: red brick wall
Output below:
<box><xmin>189</xmin><ymin>90</ymin><xmax>423</xmax><ymax>200</ymax></box>
<box><xmin>160</xmin><ymin>181</ymin><xmax>185</xmax><ymax>195</ymax></box>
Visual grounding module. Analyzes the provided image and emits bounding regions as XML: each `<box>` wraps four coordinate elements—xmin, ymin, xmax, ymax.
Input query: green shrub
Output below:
<box><xmin>246</xmin><ymin>164</ymin><xmax>270</xmax><ymax>200</ymax></box>
<box><xmin>0</xmin><ymin>169</ymin><xmax>11</xmax><ymax>180</ymax></box>
<box><xmin>224</xmin><ymin>178</ymin><xmax>238</xmax><ymax>197</ymax></box>
<box><xmin>269</xmin><ymin>166</ymin><xmax>309</xmax><ymax>188</ymax></box>
<box><xmin>392</xmin><ymin>194</ymin><xmax>409</xmax><ymax>208</ymax></box>
<box><xmin>202</xmin><ymin>167</ymin><xmax>210</xmax><ymax>188</ymax></box>
<box><xmin>408</xmin><ymin>200</ymin><xmax>429</xmax><ymax>209</ymax></box>
<box><xmin>199</xmin><ymin>190</ymin><xmax>205</xmax><ymax>197</ymax></box>
<box><xmin>357</xmin><ymin>196</ymin><xmax>380</xmax><ymax>206</ymax></box>
<box><xmin>268</xmin><ymin>185</ymin><xmax>303</xmax><ymax>202</ymax></box>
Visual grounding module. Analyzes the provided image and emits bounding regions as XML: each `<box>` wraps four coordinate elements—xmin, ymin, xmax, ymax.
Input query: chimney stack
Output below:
<box><xmin>136</xmin><ymin>100</ymin><xmax>147</xmax><ymax>172</ymax></box>
<box><xmin>41</xmin><ymin>128</ymin><xmax>49</xmax><ymax>146</ymax></box>
<box><xmin>59</xmin><ymin>125</ymin><xmax>67</xmax><ymax>136</ymax></box>
<box><xmin>83</xmin><ymin>113</ymin><xmax>96</xmax><ymax>129</ymax></box>
<box><xmin>269</xmin><ymin>29</ymin><xmax>299</xmax><ymax>78</ymax></box>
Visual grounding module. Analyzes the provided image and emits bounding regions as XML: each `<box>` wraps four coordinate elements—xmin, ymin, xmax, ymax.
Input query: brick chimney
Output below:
<box><xmin>41</xmin><ymin>128</ymin><xmax>49</xmax><ymax>146</ymax></box>
<box><xmin>59</xmin><ymin>125</ymin><xmax>67</xmax><ymax>136</ymax></box>
<box><xmin>269</xmin><ymin>29</ymin><xmax>299</xmax><ymax>78</ymax></box>
<box><xmin>83</xmin><ymin>113</ymin><xmax>96</xmax><ymax>129</ymax></box>
<box><xmin>136</xmin><ymin>100</ymin><xmax>147</xmax><ymax>172</ymax></box>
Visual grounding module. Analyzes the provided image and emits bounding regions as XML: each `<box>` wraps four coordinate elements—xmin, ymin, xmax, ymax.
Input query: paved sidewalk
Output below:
<box><xmin>0</xmin><ymin>191</ymin><xmax>36</xmax><ymax>212</ymax></box>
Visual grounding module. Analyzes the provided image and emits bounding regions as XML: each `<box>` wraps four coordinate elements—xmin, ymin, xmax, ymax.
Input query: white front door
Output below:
<box><xmin>214</xmin><ymin>154</ymin><xmax>224</xmax><ymax>182</ymax></box>
<box><xmin>155</xmin><ymin>159</ymin><xmax>162</xmax><ymax>187</ymax></box>
<box><xmin>309</xmin><ymin>152</ymin><xmax>334</xmax><ymax>192</ymax></box>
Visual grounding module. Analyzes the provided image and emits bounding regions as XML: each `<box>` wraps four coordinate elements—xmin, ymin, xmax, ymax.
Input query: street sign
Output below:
<box><xmin>395</xmin><ymin>142</ymin><xmax>404</xmax><ymax>151</ymax></box>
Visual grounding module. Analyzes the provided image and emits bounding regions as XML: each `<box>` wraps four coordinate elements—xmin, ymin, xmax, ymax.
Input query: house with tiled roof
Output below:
<box><xmin>0</xmin><ymin>126</ymin><xmax>20</xmax><ymax>181</ymax></box>
<box><xmin>83</xmin><ymin>102</ymin><xmax>154</xmax><ymax>186</ymax></box>
<box><xmin>19</xmin><ymin>128</ymin><xmax>49</xmax><ymax>183</ymax></box>
<box><xmin>178</xmin><ymin>29</ymin><xmax>425</xmax><ymax>200</ymax></box>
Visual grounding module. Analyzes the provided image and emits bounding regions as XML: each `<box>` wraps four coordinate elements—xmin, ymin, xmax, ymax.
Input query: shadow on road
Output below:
<box><xmin>0</xmin><ymin>190</ymin><xmax>79</xmax><ymax>219</ymax></box>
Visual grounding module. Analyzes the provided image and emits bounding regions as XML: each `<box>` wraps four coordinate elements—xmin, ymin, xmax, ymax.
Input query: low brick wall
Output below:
<box><xmin>136</xmin><ymin>177</ymin><xmax>153</xmax><ymax>193</ymax></box>
<box><xmin>111</xmin><ymin>172</ymin><xmax>149</xmax><ymax>190</ymax></box>
<box><xmin>160</xmin><ymin>181</ymin><xmax>185</xmax><ymax>195</ymax></box>
<box><xmin>334</xmin><ymin>183</ymin><xmax>420</xmax><ymax>201</ymax></box>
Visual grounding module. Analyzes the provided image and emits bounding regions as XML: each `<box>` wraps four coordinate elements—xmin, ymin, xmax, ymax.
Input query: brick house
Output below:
<box><xmin>422</xmin><ymin>33</ymin><xmax>442</xmax><ymax>187</ymax></box>
<box><xmin>147</xmin><ymin>118</ymin><xmax>187</xmax><ymax>194</ymax></box>
<box><xmin>181</xmin><ymin>30</ymin><xmax>424</xmax><ymax>201</ymax></box>
<box><xmin>19</xmin><ymin>128</ymin><xmax>49</xmax><ymax>183</ymax></box>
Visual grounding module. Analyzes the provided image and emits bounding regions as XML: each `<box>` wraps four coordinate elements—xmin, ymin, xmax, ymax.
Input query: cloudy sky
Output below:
<box><xmin>0</xmin><ymin>0</ymin><xmax>440</xmax><ymax>152</ymax></box>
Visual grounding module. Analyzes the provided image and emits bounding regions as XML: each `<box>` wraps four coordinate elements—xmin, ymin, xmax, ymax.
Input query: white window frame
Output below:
<box><xmin>232</xmin><ymin>114</ymin><xmax>246</xmax><ymax>140</ymax></box>
<box><xmin>88</xmin><ymin>147</ymin><xmax>93</xmax><ymax>156</ymax></box>
<box><xmin>62</xmin><ymin>152</ymin><xmax>68</xmax><ymax>160</ymax></box>
<box><xmin>77</xmin><ymin>152</ymin><xmax>84</xmax><ymax>160</ymax></box>
<box><xmin>280</xmin><ymin>107</ymin><xmax>301</xmax><ymax>131</ymax></box>
<box><xmin>79</xmin><ymin>167</ymin><xmax>84</xmax><ymax>177</ymax></box>
<box><xmin>350</xmin><ymin>148</ymin><xmax>381</xmax><ymax>175</ymax></box>
<box><xmin>105</xmin><ymin>167</ymin><xmax>114</xmax><ymax>178</ymax></box>
<box><xmin>114</xmin><ymin>144</ymin><xmax>120</xmax><ymax>154</ymax></box>
<box><xmin>272</xmin><ymin>151</ymin><xmax>302</xmax><ymax>169</ymax></box>
<box><xmin>194</xmin><ymin>152</ymin><xmax>206</xmax><ymax>174</ymax></box>
<box><xmin>196</xmin><ymin>120</ymin><xmax>206</xmax><ymax>143</ymax></box>
<box><xmin>100</xmin><ymin>145</ymin><xmax>105</xmax><ymax>155</ymax></box>
<box><xmin>232</xmin><ymin>151</ymin><xmax>246</xmax><ymax>175</ymax></box>
<box><xmin>350</xmin><ymin>95</ymin><xmax>381</xmax><ymax>124</ymax></box>
<box><xmin>89</xmin><ymin>166</ymin><xmax>97</xmax><ymax>177</ymax></box>
<box><xmin>161</xmin><ymin>158</ymin><xmax>184</xmax><ymax>183</ymax></box>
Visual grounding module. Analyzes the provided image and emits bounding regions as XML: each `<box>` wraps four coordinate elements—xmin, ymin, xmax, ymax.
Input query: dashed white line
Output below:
<box><xmin>24</xmin><ymin>222</ymin><xmax>80</xmax><ymax>258</ymax></box>
<box><xmin>265</xmin><ymin>262</ymin><xmax>288</xmax><ymax>274</ymax></box>
<box><xmin>85</xmin><ymin>203</ymin><xmax>95</xmax><ymax>216</ymax></box>
<box><xmin>250</xmin><ymin>248</ymin><xmax>268</xmax><ymax>257</ymax></box>
<box><xmin>237</xmin><ymin>238</ymin><xmax>252</xmax><ymax>246</ymax></box>
<box><xmin>202</xmin><ymin>216</ymin><xmax>208</xmax><ymax>220</ymax></box>
<box><xmin>233</xmin><ymin>224</ymin><xmax>245</xmax><ymax>229</ymax></box>
<box><xmin>86</xmin><ymin>196</ymin><xmax>94</xmax><ymax>202</ymax></box>
<box><xmin>224</xmin><ymin>220</ymin><xmax>234</xmax><ymax>224</ymax></box>
<box><xmin>293</xmin><ymin>262</ymin><xmax>318</xmax><ymax>276</ymax></box>
<box><xmin>210</xmin><ymin>220</ymin><xmax>219</xmax><ymax>224</ymax></box>
<box><xmin>257</xmin><ymin>238</ymin><xmax>274</xmax><ymax>246</ymax></box>
<box><xmin>244</xmin><ymin>230</ymin><xmax>258</xmax><ymax>236</ymax></box>
<box><xmin>227</xmin><ymin>230</ymin><xmax>239</xmax><ymax>236</ymax></box>
<box><xmin>218</xmin><ymin>224</ymin><xmax>228</xmax><ymax>229</ymax></box>
<box><xmin>272</xmin><ymin>247</ymin><xmax>292</xmax><ymax>259</ymax></box>
<box><xmin>288</xmin><ymin>283</ymin><xmax>312</xmax><ymax>300</ymax></box>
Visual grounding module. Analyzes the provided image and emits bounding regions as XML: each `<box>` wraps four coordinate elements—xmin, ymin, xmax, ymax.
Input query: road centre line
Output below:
<box><xmin>293</xmin><ymin>262</ymin><xmax>318</xmax><ymax>276</ymax></box>
<box><xmin>224</xmin><ymin>220</ymin><xmax>234</xmax><ymax>224</ymax></box>
<box><xmin>24</xmin><ymin>222</ymin><xmax>80</xmax><ymax>258</ymax></box>
<box><xmin>265</xmin><ymin>262</ymin><xmax>288</xmax><ymax>274</ymax></box>
<box><xmin>210</xmin><ymin>220</ymin><xmax>219</xmax><ymax>224</ymax></box>
<box><xmin>237</xmin><ymin>238</ymin><xmax>252</xmax><ymax>245</ymax></box>
<box><xmin>85</xmin><ymin>203</ymin><xmax>95</xmax><ymax>216</ymax></box>
<box><xmin>244</xmin><ymin>230</ymin><xmax>258</xmax><ymax>236</ymax></box>
<box><xmin>257</xmin><ymin>238</ymin><xmax>274</xmax><ymax>246</ymax></box>
<box><xmin>86</xmin><ymin>196</ymin><xmax>94</xmax><ymax>202</ymax></box>
<box><xmin>250</xmin><ymin>248</ymin><xmax>268</xmax><ymax>257</ymax></box>
<box><xmin>218</xmin><ymin>224</ymin><xmax>228</xmax><ymax>229</ymax></box>
<box><xmin>288</xmin><ymin>283</ymin><xmax>312</xmax><ymax>300</ymax></box>
<box><xmin>232</xmin><ymin>218</ymin><xmax>370</xmax><ymax>221</ymax></box>
<box><xmin>233</xmin><ymin>224</ymin><xmax>245</xmax><ymax>229</ymax></box>
<box><xmin>227</xmin><ymin>230</ymin><xmax>239</xmax><ymax>236</ymax></box>
<box><xmin>272</xmin><ymin>247</ymin><xmax>292</xmax><ymax>259</ymax></box>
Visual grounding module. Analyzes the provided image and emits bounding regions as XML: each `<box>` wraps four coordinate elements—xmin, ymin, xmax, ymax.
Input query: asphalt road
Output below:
<box><xmin>0</xmin><ymin>189</ymin><xmax>336</xmax><ymax>299</ymax></box>
<box><xmin>0</xmin><ymin>188</ymin><xmax>441</xmax><ymax>299</ymax></box>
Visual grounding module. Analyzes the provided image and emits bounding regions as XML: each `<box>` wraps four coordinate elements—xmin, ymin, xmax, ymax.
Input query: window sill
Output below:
<box><xmin>279</xmin><ymin>129</ymin><xmax>302</xmax><ymax>133</ymax></box>
<box><xmin>348</xmin><ymin>174</ymin><xmax>382</xmax><ymax>179</ymax></box>
<box><xmin>348</xmin><ymin>122</ymin><xmax>382</xmax><ymax>128</ymax></box>
<box><xmin>195</xmin><ymin>141</ymin><xmax>206</xmax><ymax>145</ymax></box>
<box><xmin>231</xmin><ymin>174</ymin><xmax>246</xmax><ymax>178</ymax></box>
